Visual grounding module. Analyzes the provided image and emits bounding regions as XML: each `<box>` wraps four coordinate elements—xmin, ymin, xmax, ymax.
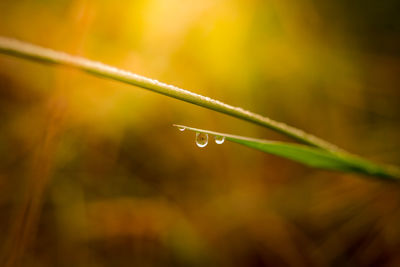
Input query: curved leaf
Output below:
<box><xmin>173</xmin><ymin>124</ymin><xmax>400</xmax><ymax>180</ymax></box>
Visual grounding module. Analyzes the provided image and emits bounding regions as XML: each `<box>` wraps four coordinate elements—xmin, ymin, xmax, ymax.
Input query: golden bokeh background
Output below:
<box><xmin>1</xmin><ymin>0</ymin><xmax>400</xmax><ymax>266</ymax></box>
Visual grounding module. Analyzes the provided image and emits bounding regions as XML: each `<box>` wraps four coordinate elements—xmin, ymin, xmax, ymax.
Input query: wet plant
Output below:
<box><xmin>0</xmin><ymin>36</ymin><xmax>399</xmax><ymax>180</ymax></box>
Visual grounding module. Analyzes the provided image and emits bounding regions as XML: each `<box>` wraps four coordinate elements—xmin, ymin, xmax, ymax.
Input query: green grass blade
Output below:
<box><xmin>2</xmin><ymin>37</ymin><xmax>399</xmax><ymax>181</ymax></box>
<box><xmin>173</xmin><ymin>124</ymin><xmax>400</xmax><ymax>180</ymax></box>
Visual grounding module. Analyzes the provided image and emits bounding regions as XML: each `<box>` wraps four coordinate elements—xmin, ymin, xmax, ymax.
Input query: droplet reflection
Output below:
<box><xmin>195</xmin><ymin>132</ymin><xmax>208</xmax><ymax>148</ymax></box>
<box><xmin>214</xmin><ymin>135</ymin><xmax>225</xmax><ymax>144</ymax></box>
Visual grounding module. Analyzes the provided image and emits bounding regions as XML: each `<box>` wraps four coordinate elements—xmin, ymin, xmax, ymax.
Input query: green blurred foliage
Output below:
<box><xmin>0</xmin><ymin>0</ymin><xmax>400</xmax><ymax>266</ymax></box>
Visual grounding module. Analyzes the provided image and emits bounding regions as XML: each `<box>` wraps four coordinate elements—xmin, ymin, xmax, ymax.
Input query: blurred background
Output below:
<box><xmin>1</xmin><ymin>0</ymin><xmax>400</xmax><ymax>266</ymax></box>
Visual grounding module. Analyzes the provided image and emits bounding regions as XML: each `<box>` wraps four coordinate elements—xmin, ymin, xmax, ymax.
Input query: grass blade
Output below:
<box><xmin>2</xmin><ymin>36</ymin><xmax>399</xmax><ymax>181</ymax></box>
<box><xmin>173</xmin><ymin>124</ymin><xmax>400</xmax><ymax>180</ymax></box>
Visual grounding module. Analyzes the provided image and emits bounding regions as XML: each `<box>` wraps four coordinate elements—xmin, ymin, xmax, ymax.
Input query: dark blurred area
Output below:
<box><xmin>1</xmin><ymin>0</ymin><xmax>400</xmax><ymax>266</ymax></box>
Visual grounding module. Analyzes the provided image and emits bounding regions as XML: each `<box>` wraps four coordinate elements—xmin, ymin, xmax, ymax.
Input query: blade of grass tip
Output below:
<box><xmin>0</xmin><ymin>36</ymin><xmax>340</xmax><ymax>153</ymax></box>
<box><xmin>173</xmin><ymin>124</ymin><xmax>400</xmax><ymax>180</ymax></box>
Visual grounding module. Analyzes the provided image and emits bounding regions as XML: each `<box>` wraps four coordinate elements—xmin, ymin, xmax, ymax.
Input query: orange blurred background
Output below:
<box><xmin>1</xmin><ymin>0</ymin><xmax>400</xmax><ymax>266</ymax></box>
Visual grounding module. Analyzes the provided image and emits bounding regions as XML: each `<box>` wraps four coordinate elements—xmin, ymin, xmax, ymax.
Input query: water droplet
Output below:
<box><xmin>195</xmin><ymin>132</ymin><xmax>208</xmax><ymax>148</ymax></box>
<box><xmin>214</xmin><ymin>135</ymin><xmax>225</xmax><ymax>144</ymax></box>
<box><xmin>177</xmin><ymin>126</ymin><xmax>185</xmax><ymax>131</ymax></box>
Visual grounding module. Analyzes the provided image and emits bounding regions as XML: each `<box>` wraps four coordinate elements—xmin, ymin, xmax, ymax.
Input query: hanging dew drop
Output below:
<box><xmin>214</xmin><ymin>135</ymin><xmax>225</xmax><ymax>144</ymax></box>
<box><xmin>195</xmin><ymin>132</ymin><xmax>208</xmax><ymax>147</ymax></box>
<box><xmin>177</xmin><ymin>126</ymin><xmax>185</xmax><ymax>131</ymax></box>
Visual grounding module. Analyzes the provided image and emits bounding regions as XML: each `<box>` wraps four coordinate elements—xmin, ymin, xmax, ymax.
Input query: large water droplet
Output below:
<box><xmin>214</xmin><ymin>135</ymin><xmax>225</xmax><ymax>144</ymax></box>
<box><xmin>195</xmin><ymin>132</ymin><xmax>208</xmax><ymax>147</ymax></box>
<box><xmin>177</xmin><ymin>126</ymin><xmax>185</xmax><ymax>131</ymax></box>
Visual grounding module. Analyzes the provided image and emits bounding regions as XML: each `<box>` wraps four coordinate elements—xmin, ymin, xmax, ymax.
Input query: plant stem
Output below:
<box><xmin>0</xmin><ymin>36</ymin><xmax>340</xmax><ymax>152</ymax></box>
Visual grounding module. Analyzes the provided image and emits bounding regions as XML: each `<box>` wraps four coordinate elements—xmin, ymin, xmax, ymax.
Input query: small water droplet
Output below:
<box><xmin>195</xmin><ymin>132</ymin><xmax>208</xmax><ymax>148</ymax></box>
<box><xmin>214</xmin><ymin>135</ymin><xmax>225</xmax><ymax>144</ymax></box>
<box><xmin>177</xmin><ymin>126</ymin><xmax>185</xmax><ymax>131</ymax></box>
